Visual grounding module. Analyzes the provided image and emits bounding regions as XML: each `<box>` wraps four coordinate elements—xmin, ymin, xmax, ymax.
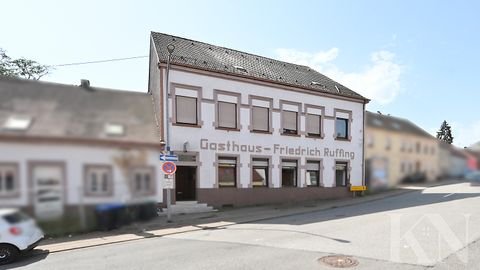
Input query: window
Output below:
<box><xmin>416</xmin><ymin>142</ymin><xmax>421</xmax><ymax>153</ymax></box>
<box><xmin>335</xmin><ymin>162</ymin><xmax>348</xmax><ymax>187</ymax></box>
<box><xmin>400</xmin><ymin>162</ymin><xmax>405</xmax><ymax>173</ymax></box>
<box><xmin>335</xmin><ymin>118</ymin><xmax>349</xmax><ymax>139</ymax></box>
<box><xmin>366</xmin><ymin>135</ymin><xmax>374</xmax><ymax>147</ymax></box>
<box><xmin>386</xmin><ymin>137</ymin><xmax>392</xmax><ymax>150</ymax></box>
<box><xmin>85</xmin><ymin>166</ymin><xmax>112</xmax><ymax>196</ymax></box>
<box><xmin>217</xmin><ymin>101</ymin><xmax>237</xmax><ymax>129</ymax></box>
<box><xmin>281</xmin><ymin>160</ymin><xmax>297</xmax><ymax>187</ymax></box>
<box><xmin>282</xmin><ymin>111</ymin><xmax>298</xmax><ymax>135</ymax></box>
<box><xmin>176</xmin><ymin>95</ymin><xmax>197</xmax><ymax>125</ymax></box>
<box><xmin>306</xmin><ymin>161</ymin><xmax>321</xmax><ymax>187</ymax></box>
<box><xmin>0</xmin><ymin>164</ymin><xmax>17</xmax><ymax>196</ymax></box>
<box><xmin>252</xmin><ymin>158</ymin><xmax>269</xmax><ymax>187</ymax></box>
<box><xmin>306</xmin><ymin>114</ymin><xmax>321</xmax><ymax>137</ymax></box>
<box><xmin>252</xmin><ymin>106</ymin><xmax>269</xmax><ymax>132</ymax></box>
<box><xmin>218</xmin><ymin>157</ymin><xmax>237</xmax><ymax>187</ymax></box>
<box><xmin>131</xmin><ymin>167</ymin><xmax>154</xmax><ymax>195</ymax></box>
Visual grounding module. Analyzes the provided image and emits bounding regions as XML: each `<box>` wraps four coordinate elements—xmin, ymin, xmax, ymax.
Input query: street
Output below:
<box><xmin>4</xmin><ymin>182</ymin><xmax>480</xmax><ymax>270</ymax></box>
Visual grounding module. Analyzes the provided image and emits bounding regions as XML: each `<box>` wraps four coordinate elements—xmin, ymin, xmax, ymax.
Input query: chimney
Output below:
<box><xmin>80</xmin><ymin>79</ymin><xmax>90</xmax><ymax>88</ymax></box>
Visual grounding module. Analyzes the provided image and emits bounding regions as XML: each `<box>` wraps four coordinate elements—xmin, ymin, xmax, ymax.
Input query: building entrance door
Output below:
<box><xmin>175</xmin><ymin>166</ymin><xmax>196</xmax><ymax>201</ymax></box>
<box><xmin>31</xmin><ymin>163</ymin><xmax>65</xmax><ymax>220</ymax></box>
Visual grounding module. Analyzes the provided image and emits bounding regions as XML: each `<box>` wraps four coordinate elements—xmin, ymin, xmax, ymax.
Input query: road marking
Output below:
<box><xmin>444</xmin><ymin>193</ymin><xmax>455</xmax><ymax>198</ymax></box>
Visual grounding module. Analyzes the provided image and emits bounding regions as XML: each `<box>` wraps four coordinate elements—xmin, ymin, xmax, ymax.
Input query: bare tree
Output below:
<box><xmin>0</xmin><ymin>48</ymin><xmax>50</xmax><ymax>80</ymax></box>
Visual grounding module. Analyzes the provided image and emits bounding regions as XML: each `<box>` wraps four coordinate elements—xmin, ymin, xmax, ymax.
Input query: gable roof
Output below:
<box><xmin>150</xmin><ymin>32</ymin><xmax>368</xmax><ymax>102</ymax></box>
<box><xmin>366</xmin><ymin>111</ymin><xmax>434</xmax><ymax>139</ymax></box>
<box><xmin>0</xmin><ymin>76</ymin><xmax>160</xmax><ymax>146</ymax></box>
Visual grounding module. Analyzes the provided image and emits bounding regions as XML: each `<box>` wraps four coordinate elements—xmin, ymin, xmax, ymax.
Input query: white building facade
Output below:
<box><xmin>149</xmin><ymin>32</ymin><xmax>369</xmax><ymax>207</ymax></box>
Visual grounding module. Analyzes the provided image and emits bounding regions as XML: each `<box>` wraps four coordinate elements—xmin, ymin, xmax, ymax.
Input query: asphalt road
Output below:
<box><xmin>4</xmin><ymin>182</ymin><xmax>480</xmax><ymax>270</ymax></box>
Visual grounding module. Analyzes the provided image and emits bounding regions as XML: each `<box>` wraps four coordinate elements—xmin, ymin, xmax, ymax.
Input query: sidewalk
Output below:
<box><xmin>37</xmin><ymin>180</ymin><xmax>461</xmax><ymax>254</ymax></box>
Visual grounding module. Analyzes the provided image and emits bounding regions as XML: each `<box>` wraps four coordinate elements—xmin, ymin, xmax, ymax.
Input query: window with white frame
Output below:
<box><xmin>335</xmin><ymin>162</ymin><xmax>348</xmax><ymax>187</ymax></box>
<box><xmin>335</xmin><ymin>118</ymin><xmax>349</xmax><ymax>139</ymax></box>
<box><xmin>252</xmin><ymin>106</ymin><xmax>269</xmax><ymax>132</ymax></box>
<box><xmin>218</xmin><ymin>157</ymin><xmax>237</xmax><ymax>187</ymax></box>
<box><xmin>306</xmin><ymin>113</ymin><xmax>321</xmax><ymax>137</ymax></box>
<box><xmin>0</xmin><ymin>164</ymin><xmax>17</xmax><ymax>196</ymax></box>
<box><xmin>252</xmin><ymin>158</ymin><xmax>269</xmax><ymax>187</ymax></box>
<box><xmin>176</xmin><ymin>95</ymin><xmax>198</xmax><ymax>125</ymax></box>
<box><xmin>85</xmin><ymin>166</ymin><xmax>112</xmax><ymax>196</ymax></box>
<box><xmin>282</xmin><ymin>110</ymin><xmax>298</xmax><ymax>135</ymax></box>
<box><xmin>306</xmin><ymin>161</ymin><xmax>321</xmax><ymax>187</ymax></box>
<box><xmin>131</xmin><ymin>167</ymin><xmax>154</xmax><ymax>195</ymax></box>
<box><xmin>217</xmin><ymin>101</ymin><xmax>237</xmax><ymax>129</ymax></box>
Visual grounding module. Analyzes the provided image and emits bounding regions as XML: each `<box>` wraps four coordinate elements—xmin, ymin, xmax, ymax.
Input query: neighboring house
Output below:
<box><xmin>148</xmin><ymin>32</ymin><xmax>369</xmax><ymax>208</ymax></box>
<box><xmin>0</xmin><ymin>76</ymin><xmax>162</xmax><ymax>224</ymax></box>
<box><xmin>365</xmin><ymin>111</ymin><xmax>439</xmax><ymax>188</ymax></box>
<box><xmin>447</xmin><ymin>146</ymin><xmax>468</xmax><ymax>178</ymax></box>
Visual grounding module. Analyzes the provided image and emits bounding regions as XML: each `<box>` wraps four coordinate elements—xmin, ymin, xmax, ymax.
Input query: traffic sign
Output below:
<box><xmin>161</xmin><ymin>161</ymin><xmax>177</xmax><ymax>175</ymax></box>
<box><xmin>159</xmin><ymin>154</ymin><xmax>179</xmax><ymax>162</ymax></box>
<box><xmin>163</xmin><ymin>177</ymin><xmax>174</xmax><ymax>189</ymax></box>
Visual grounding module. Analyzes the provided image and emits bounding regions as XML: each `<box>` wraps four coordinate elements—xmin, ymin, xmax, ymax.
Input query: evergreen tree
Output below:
<box><xmin>436</xmin><ymin>120</ymin><xmax>454</xmax><ymax>144</ymax></box>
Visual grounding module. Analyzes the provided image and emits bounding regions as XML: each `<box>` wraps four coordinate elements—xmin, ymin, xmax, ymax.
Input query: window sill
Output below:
<box><xmin>173</xmin><ymin>123</ymin><xmax>202</xmax><ymax>128</ymax></box>
<box><xmin>84</xmin><ymin>193</ymin><xmax>114</xmax><ymax>197</ymax></box>
<box><xmin>0</xmin><ymin>192</ymin><xmax>20</xmax><ymax>199</ymax></box>
<box><xmin>306</xmin><ymin>134</ymin><xmax>323</xmax><ymax>139</ymax></box>
<box><xmin>281</xmin><ymin>133</ymin><xmax>301</xmax><ymax>137</ymax></box>
<box><xmin>335</xmin><ymin>137</ymin><xmax>351</xmax><ymax>142</ymax></box>
<box><xmin>252</xmin><ymin>185</ymin><xmax>269</xmax><ymax>188</ymax></box>
<box><xmin>216</xmin><ymin>127</ymin><xmax>240</xmax><ymax>132</ymax></box>
<box><xmin>251</xmin><ymin>130</ymin><xmax>272</xmax><ymax>134</ymax></box>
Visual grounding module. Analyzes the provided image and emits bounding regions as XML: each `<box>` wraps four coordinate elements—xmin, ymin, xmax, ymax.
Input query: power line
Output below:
<box><xmin>52</xmin><ymin>55</ymin><xmax>148</xmax><ymax>67</ymax></box>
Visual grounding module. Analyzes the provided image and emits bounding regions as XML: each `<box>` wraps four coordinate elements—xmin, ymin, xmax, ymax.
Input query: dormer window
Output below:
<box><xmin>3</xmin><ymin>116</ymin><xmax>32</xmax><ymax>131</ymax></box>
<box><xmin>233</xmin><ymin>65</ymin><xmax>247</xmax><ymax>73</ymax></box>
<box><xmin>105</xmin><ymin>123</ymin><xmax>125</xmax><ymax>136</ymax></box>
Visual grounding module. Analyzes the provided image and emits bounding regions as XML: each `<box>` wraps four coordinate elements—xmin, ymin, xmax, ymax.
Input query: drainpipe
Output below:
<box><xmin>164</xmin><ymin>43</ymin><xmax>175</xmax><ymax>222</ymax></box>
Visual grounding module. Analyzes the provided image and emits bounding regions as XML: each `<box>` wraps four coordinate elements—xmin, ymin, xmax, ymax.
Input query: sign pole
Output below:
<box><xmin>166</xmin><ymin>186</ymin><xmax>171</xmax><ymax>222</ymax></box>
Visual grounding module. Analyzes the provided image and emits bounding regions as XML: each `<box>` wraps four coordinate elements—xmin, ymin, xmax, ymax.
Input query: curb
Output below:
<box><xmin>37</xmin><ymin>187</ymin><xmax>418</xmax><ymax>254</ymax></box>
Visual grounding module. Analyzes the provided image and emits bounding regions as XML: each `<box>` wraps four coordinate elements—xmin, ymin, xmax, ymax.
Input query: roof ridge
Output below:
<box><xmin>0</xmin><ymin>75</ymin><xmax>148</xmax><ymax>95</ymax></box>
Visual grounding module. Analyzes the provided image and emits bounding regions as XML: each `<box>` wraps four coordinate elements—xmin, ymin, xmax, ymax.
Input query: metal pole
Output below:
<box><xmin>165</xmin><ymin>44</ymin><xmax>174</xmax><ymax>222</ymax></box>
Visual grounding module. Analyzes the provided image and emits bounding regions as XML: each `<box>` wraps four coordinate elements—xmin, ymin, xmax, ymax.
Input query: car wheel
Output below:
<box><xmin>0</xmin><ymin>244</ymin><xmax>19</xmax><ymax>265</ymax></box>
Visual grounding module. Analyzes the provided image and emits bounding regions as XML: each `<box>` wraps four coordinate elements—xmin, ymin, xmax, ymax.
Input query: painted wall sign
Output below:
<box><xmin>199</xmin><ymin>138</ymin><xmax>356</xmax><ymax>160</ymax></box>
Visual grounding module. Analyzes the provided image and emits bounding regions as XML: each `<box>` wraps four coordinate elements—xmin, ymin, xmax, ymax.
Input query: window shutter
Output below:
<box><xmin>306</xmin><ymin>114</ymin><xmax>320</xmax><ymax>135</ymax></box>
<box><xmin>176</xmin><ymin>96</ymin><xmax>197</xmax><ymax>124</ymax></box>
<box><xmin>252</xmin><ymin>106</ymin><xmax>269</xmax><ymax>131</ymax></box>
<box><xmin>306</xmin><ymin>161</ymin><xmax>320</xmax><ymax>171</ymax></box>
<box><xmin>218</xmin><ymin>102</ymin><xmax>237</xmax><ymax>128</ymax></box>
<box><xmin>283</xmin><ymin>111</ymin><xmax>297</xmax><ymax>131</ymax></box>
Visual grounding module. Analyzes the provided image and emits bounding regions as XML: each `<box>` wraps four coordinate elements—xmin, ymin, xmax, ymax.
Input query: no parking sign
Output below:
<box><xmin>161</xmin><ymin>161</ymin><xmax>177</xmax><ymax>175</ymax></box>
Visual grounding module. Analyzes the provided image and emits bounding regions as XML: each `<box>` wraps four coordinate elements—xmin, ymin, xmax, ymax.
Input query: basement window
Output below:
<box><xmin>3</xmin><ymin>116</ymin><xmax>32</xmax><ymax>131</ymax></box>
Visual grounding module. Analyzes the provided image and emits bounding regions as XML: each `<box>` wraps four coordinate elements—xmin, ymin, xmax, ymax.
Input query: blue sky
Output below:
<box><xmin>1</xmin><ymin>0</ymin><xmax>479</xmax><ymax>147</ymax></box>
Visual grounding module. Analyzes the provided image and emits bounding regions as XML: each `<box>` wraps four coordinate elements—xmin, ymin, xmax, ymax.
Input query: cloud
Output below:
<box><xmin>274</xmin><ymin>48</ymin><xmax>403</xmax><ymax>105</ymax></box>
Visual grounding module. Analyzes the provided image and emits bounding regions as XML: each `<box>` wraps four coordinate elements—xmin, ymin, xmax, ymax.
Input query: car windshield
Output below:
<box><xmin>3</xmin><ymin>211</ymin><xmax>31</xmax><ymax>224</ymax></box>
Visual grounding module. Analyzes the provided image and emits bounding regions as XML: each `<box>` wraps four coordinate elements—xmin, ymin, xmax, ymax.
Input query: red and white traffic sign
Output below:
<box><xmin>161</xmin><ymin>161</ymin><xmax>177</xmax><ymax>175</ymax></box>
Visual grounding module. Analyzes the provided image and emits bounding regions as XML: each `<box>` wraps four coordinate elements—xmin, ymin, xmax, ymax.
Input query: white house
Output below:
<box><xmin>148</xmin><ymin>32</ymin><xmax>369</xmax><ymax>207</ymax></box>
<box><xmin>0</xmin><ymin>77</ymin><xmax>162</xmax><ymax>223</ymax></box>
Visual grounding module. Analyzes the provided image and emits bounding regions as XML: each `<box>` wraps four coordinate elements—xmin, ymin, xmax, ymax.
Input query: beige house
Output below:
<box><xmin>365</xmin><ymin>111</ymin><xmax>439</xmax><ymax>188</ymax></box>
